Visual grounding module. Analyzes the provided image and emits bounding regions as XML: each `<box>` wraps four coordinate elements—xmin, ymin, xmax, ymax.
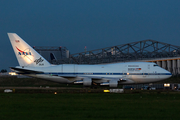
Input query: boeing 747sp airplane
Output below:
<box><xmin>8</xmin><ymin>33</ymin><xmax>172</xmax><ymax>87</ymax></box>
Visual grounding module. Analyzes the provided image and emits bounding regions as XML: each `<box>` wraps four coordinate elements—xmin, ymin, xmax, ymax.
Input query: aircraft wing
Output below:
<box><xmin>10</xmin><ymin>67</ymin><xmax>133</xmax><ymax>85</ymax></box>
<box><xmin>59</xmin><ymin>74</ymin><xmax>128</xmax><ymax>81</ymax></box>
<box><xmin>59</xmin><ymin>74</ymin><xmax>131</xmax><ymax>84</ymax></box>
<box><xmin>79</xmin><ymin>75</ymin><xmax>128</xmax><ymax>81</ymax></box>
<box><xmin>10</xmin><ymin>67</ymin><xmax>44</xmax><ymax>74</ymax></box>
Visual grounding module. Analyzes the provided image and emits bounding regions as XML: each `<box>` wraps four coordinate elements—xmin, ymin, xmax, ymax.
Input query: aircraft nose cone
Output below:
<box><xmin>166</xmin><ymin>71</ymin><xmax>172</xmax><ymax>79</ymax></box>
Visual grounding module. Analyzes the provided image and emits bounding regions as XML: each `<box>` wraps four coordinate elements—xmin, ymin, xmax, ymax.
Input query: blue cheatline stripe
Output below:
<box><xmin>43</xmin><ymin>72</ymin><xmax>172</xmax><ymax>75</ymax></box>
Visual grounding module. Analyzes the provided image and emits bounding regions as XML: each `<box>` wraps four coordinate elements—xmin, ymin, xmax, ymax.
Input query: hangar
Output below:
<box><xmin>34</xmin><ymin>39</ymin><xmax>180</xmax><ymax>75</ymax></box>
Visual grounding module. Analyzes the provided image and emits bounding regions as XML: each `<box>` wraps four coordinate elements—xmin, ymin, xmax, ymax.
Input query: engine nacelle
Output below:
<box><xmin>74</xmin><ymin>78</ymin><xmax>92</xmax><ymax>86</ymax></box>
<box><xmin>100</xmin><ymin>80</ymin><xmax>118</xmax><ymax>87</ymax></box>
<box><xmin>109</xmin><ymin>80</ymin><xmax>118</xmax><ymax>87</ymax></box>
<box><xmin>83</xmin><ymin>78</ymin><xmax>92</xmax><ymax>86</ymax></box>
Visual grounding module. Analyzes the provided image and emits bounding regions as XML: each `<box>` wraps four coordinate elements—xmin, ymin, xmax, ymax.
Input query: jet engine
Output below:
<box><xmin>100</xmin><ymin>80</ymin><xmax>118</xmax><ymax>87</ymax></box>
<box><xmin>74</xmin><ymin>78</ymin><xmax>92</xmax><ymax>86</ymax></box>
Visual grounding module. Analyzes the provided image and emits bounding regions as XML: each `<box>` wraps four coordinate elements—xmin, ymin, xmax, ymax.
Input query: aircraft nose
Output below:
<box><xmin>166</xmin><ymin>71</ymin><xmax>172</xmax><ymax>78</ymax></box>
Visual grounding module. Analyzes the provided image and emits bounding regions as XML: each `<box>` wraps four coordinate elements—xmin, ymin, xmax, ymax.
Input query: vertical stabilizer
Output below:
<box><xmin>50</xmin><ymin>53</ymin><xmax>57</xmax><ymax>61</ymax></box>
<box><xmin>7</xmin><ymin>33</ymin><xmax>51</xmax><ymax>67</ymax></box>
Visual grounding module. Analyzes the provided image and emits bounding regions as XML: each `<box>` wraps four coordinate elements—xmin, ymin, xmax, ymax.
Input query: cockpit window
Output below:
<box><xmin>153</xmin><ymin>64</ymin><xmax>159</xmax><ymax>67</ymax></box>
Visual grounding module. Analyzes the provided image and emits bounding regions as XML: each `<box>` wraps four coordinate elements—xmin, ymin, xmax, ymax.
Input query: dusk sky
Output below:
<box><xmin>1</xmin><ymin>0</ymin><xmax>180</xmax><ymax>71</ymax></box>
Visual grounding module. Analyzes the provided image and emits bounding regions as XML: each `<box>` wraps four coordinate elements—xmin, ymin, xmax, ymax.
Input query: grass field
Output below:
<box><xmin>0</xmin><ymin>93</ymin><xmax>180</xmax><ymax>120</ymax></box>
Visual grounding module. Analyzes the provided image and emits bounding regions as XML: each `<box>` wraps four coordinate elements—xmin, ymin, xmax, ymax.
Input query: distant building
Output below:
<box><xmin>34</xmin><ymin>46</ymin><xmax>69</xmax><ymax>64</ymax></box>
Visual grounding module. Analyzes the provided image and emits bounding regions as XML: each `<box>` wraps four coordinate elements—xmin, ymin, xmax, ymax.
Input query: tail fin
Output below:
<box><xmin>50</xmin><ymin>53</ymin><xmax>57</xmax><ymax>61</ymax></box>
<box><xmin>7</xmin><ymin>33</ymin><xmax>51</xmax><ymax>67</ymax></box>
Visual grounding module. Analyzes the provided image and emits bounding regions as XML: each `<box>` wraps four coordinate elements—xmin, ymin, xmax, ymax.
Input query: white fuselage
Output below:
<box><xmin>19</xmin><ymin>62</ymin><xmax>172</xmax><ymax>84</ymax></box>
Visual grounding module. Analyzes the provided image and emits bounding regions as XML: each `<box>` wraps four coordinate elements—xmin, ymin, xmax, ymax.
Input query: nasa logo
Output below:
<box><xmin>16</xmin><ymin>47</ymin><xmax>32</xmax><ymax>56</ymax></box>
<box><xmin>16</xmin><ymin>47</ymin><xmax>33</xmax><ymax>61</ymax></box>
<box><xmin>18</xmin><ymin>52</ymin><xmax>32</xmax><ymax>55</ymax></box>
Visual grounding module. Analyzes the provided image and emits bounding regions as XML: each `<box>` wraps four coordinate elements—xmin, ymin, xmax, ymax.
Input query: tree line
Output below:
<box><xmin>0</xmin><ymin>69</ymin><xmax>7</xmax><ymax>73</ymax></box>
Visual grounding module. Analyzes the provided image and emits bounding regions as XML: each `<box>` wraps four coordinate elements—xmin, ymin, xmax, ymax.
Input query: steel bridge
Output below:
<box><xmin>56</xmin><ymin>39</ymin><xmax>180</xmax><ymax>65</ymax></box>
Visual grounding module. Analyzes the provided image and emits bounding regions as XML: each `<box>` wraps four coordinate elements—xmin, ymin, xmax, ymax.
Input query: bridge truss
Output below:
<box><xmin>56</xmin><ymin>39</ymin><xmax>180</xmax><ymax>64</ymax></box>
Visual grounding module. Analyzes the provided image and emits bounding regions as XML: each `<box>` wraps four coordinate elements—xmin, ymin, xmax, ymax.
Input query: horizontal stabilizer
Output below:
<box><xmin>10</xmin><ymin>67</ymin><xmax>43</xmax><ymax>74</ymax></box>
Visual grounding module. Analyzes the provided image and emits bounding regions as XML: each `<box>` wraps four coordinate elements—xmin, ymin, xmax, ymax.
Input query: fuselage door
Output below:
<box><xmin>122</xmin><ymin>70</ymin><xmax>126</xmax><ymax>78</ymax></box>
<box><xmin>143</xmin><ymin>64</ymin><xmax>150</xmax><ymax>77</ymax></box>
<box><xmin>147</xmin><ymin>64</ymin><xmax>150</xmax><ymax>77</ymax></box>
<box><xmin>143</xmin><ymin>70</ymin><xmax>146</xmax><ymax>77</ymax></box>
